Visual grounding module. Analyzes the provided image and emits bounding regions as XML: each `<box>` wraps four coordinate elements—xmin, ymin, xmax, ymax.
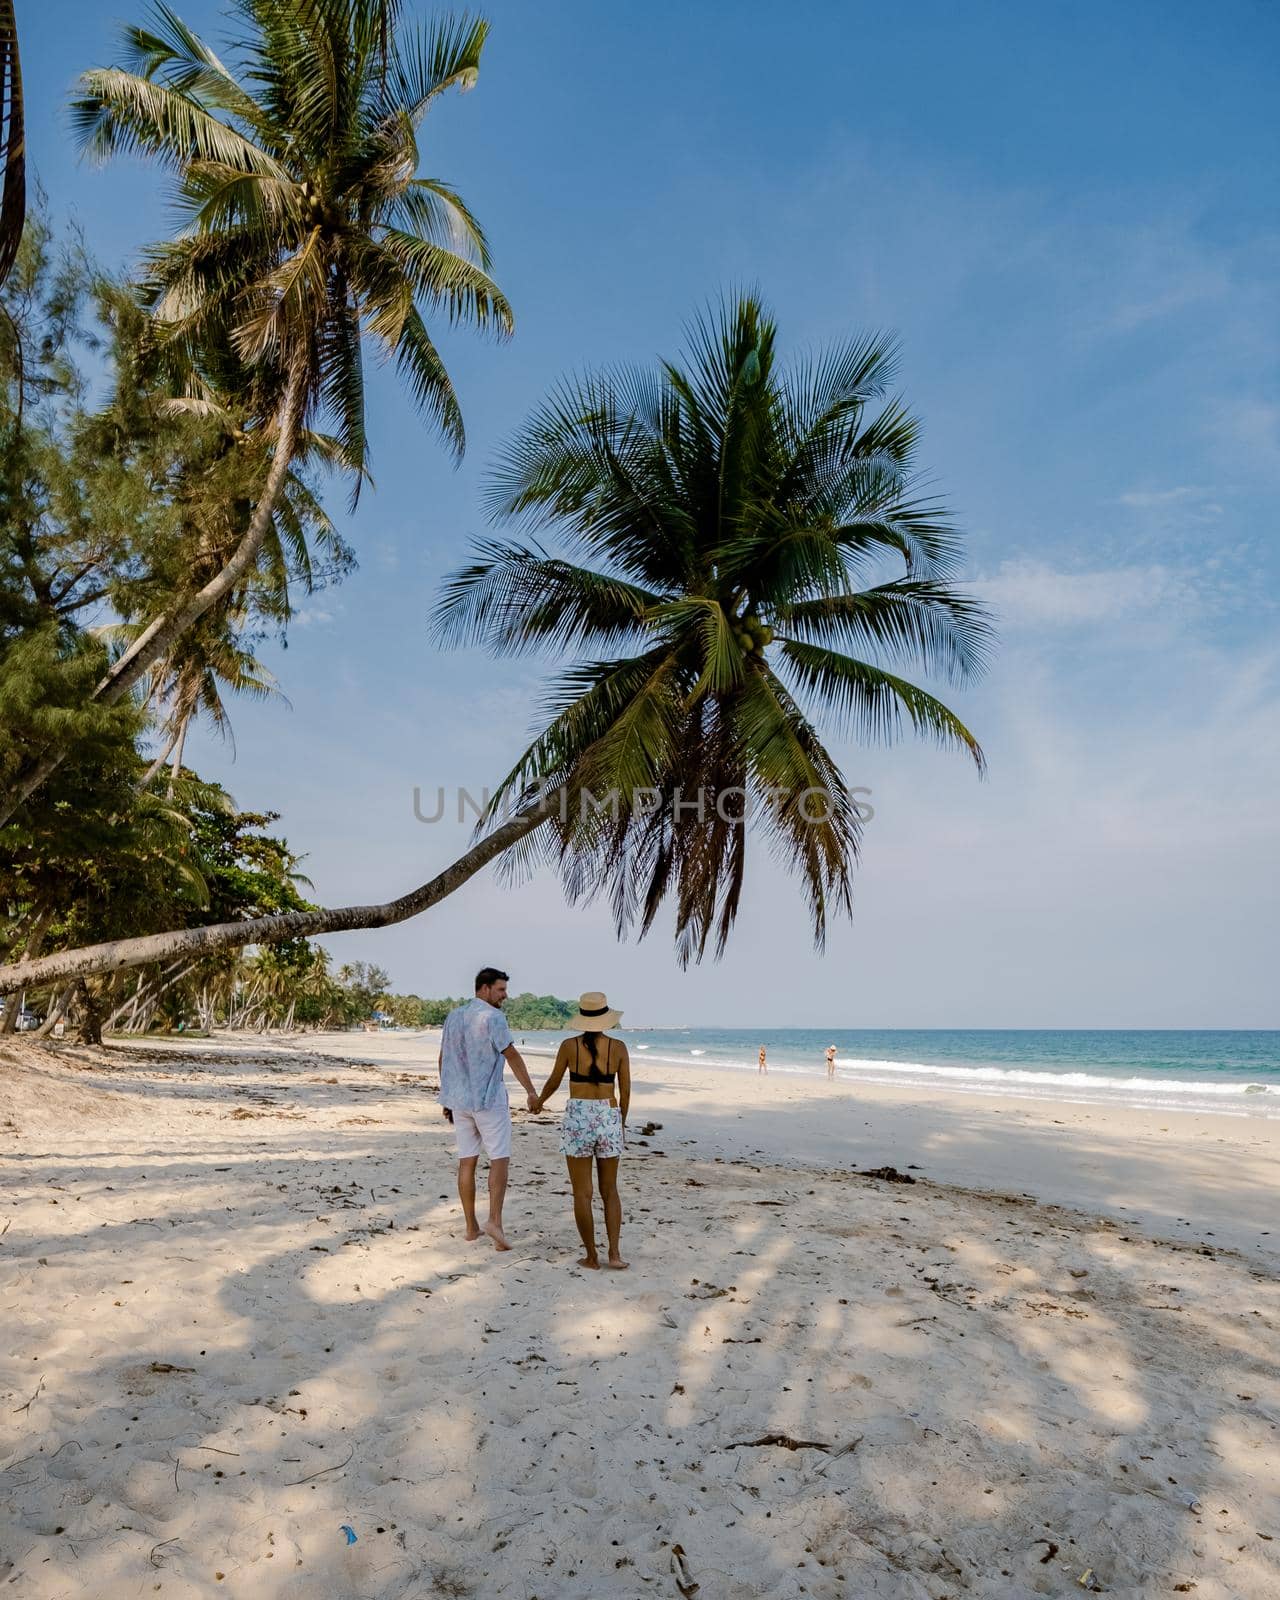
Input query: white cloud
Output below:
<box><xmin>290</xmin><ymin>606</ymin><xmax>334</xmax><ymax>628</ymax></box>
<box><xmin>1116</xmin><ymin>485</ymin><xmax>1211</xmax><ymax>509</ymax></box>
<box><xmin>974</xmin><ymin>559</ymin><xmax>1200</xmax><ymax>627</ymax></box>
<box><xmin>1095</xmin><ymin>238</ymin><xmax>1232</xmax><ymax>335</ymax></box>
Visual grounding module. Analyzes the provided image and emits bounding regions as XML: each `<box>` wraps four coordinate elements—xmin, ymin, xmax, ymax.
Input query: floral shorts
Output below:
<box><xmin>559</xmin><ymin>1097</ymin><xmax>624</xmax><ymax>1159</ymax></box>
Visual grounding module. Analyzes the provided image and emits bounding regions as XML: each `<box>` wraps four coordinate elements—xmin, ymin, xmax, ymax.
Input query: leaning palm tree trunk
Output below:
<box><xmin>138</xmin><ymin>725</ymin><xmax>183</xmax><ymax>792</ymax></box>
<box><xmin>101</xmin><ymin>369</ymin><xmax>305</xmax><ymax>704</ymax></box>
<box><xmin>103</xmin><ymin>957</ymin><xmax>196</xmax><ymax>1033</ymax></box>
<box><xmin>33</xmin><ymin>985</ymin><xmax>73</xmax><ymax>1038</ymax></box>
<box><xmin>0</xmin><ymin>369</ymin><xmax>305</xmax><ymax>827</ymax></box>
<box><xmin>0</xmin><ymin>0</ymin><xmax>25</xmax><ymax>287</ymax></box>
<box><xmin>0</xmin><ymin>792</ymin><xmax>557</xmax><ymax>995</ymax></box>
<box><xmin>166</xmin><ymin>710</ymin><xmax>191</xmax><ymax>798</ymax></box>
<box><xmin>228</xmin><ymin>976</ymin><xmax>263</xmax><ymax>1030</ymax></box>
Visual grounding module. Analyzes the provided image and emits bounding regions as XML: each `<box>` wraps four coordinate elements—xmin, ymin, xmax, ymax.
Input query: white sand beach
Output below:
<box><xmin>2</xmin><ymin>1031</ymin><xmax>1278</xmax><ymax>1599</ymax></box>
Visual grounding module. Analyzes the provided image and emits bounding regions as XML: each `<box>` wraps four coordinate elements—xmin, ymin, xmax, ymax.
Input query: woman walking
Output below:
<box><xmin>535</xmin><ymin>991</ymin><xmax>630</xmax><ymax>1269</ymax></box>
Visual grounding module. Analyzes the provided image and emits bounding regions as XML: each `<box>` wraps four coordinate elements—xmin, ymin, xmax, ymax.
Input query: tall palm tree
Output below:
<box><xmin>0</xmin><ymin>0</ymin><xmax>24</xmax><ymax>286</ymax></box>
<box><xmin>0</xmin><ymin>296</ymin><xmax>991</xmax><ymax>994</ymax></box>
<box><xmin>0</xmin><ymin>0</ymin><xmax>510</xmax><ymax>825</ymax></box>
<box><xmin>433</xmin><ymin>295</ymin><xmax>991</xmax><ymax>961</ymax></box>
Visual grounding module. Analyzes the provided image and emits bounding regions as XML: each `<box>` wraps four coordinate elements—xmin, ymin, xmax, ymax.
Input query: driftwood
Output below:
<box><xmin>727</xmin><ymin>1433</ymin><xmax>831</xmax><ymax>1452</ymax></box>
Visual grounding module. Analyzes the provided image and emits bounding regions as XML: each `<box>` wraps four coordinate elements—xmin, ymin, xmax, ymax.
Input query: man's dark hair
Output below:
<box><xmin>475</xmin><ymin>967</ymin><xmax>509</xmax><ymax>992</ymax></box>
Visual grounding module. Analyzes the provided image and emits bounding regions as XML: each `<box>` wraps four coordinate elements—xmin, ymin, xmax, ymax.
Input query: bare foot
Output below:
<box><xmin>483</xmin><ymin>1220</ymin><xmax>511</xmax><ymax>1252</ymax></box>
<box><xmin>577</xmin><ymin>1255</ymin><xmax>601</xmax><ymax>1270</ymax></box>
<box><xmin>605</xmin><ymin>1256</ymin><xmax>630</xmax><ymax>1270</ymax></box>
<box><xmin>464</xmin><ymin>1226</ymin><xmax>482</xmax><ymax>1242</ymax></box>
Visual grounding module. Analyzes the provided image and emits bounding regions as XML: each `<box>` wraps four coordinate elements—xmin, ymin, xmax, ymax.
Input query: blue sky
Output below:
<box><xmin>23</xmin><ymin>0</ymin><xmax>1280</xmax><ymax>1026</ymax></box>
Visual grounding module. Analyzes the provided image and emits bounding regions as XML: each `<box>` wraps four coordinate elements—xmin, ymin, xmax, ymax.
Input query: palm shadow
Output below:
<box><xmin>2</xmin><ymin>1042</ymin><xmax>1278</xmax><ymax>1597</ymax></box>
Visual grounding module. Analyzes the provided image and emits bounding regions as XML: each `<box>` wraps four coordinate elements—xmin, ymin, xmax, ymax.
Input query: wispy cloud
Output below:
<box><xmin>974</xmin><ymin>559</ymin><xmax>1200</xmax><ymax>627</ymax></box>
<box><xmin>290</xmin><ymin>605</ymin><xmax>335</xmax><ymax>628</ymax></box>
<box><xmin>1116</xmin><ymin>485</ymin><xmax>1216</xmax><ymax>510</ymax></box>
<box><xmin>1090</xmin><ymin>222</ymin><xmax>1233</xmax><ymax>335</ymax></box>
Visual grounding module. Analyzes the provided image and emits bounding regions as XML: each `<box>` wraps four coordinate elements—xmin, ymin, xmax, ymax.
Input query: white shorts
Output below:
<box><xmin>451</xmin><ymin>1099</ymin><xmax>512</xmax><ymax>1161</ymax></box>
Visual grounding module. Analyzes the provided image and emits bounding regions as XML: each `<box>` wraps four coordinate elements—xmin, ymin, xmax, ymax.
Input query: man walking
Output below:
<box><xmin>438</xmin><ymin>967</ymin><xmax>539</xmax><ymax>1251</ymax></box>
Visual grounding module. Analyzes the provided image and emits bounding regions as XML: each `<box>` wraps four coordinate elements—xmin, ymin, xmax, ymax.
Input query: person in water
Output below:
<box><xmin>534</xmin><ymin>991</ymin><xmax>631</xmax><ymax>1270</ymax></box>
<box><xmin>758</xmin><ymin>1045</ymin><xmax>768</xmax><ymax>1074</ymax></box>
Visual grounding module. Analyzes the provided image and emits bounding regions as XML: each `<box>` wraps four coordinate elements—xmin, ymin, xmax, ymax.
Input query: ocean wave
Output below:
<box><xmin>830</xmin><ymin>1055</ymin><xmax>1271</xmax><ymax>1097</ymax></box>
<box><xmin>628</xmin><ymin>1048</ymin><xmax>1272</xmax><ymax>1099</ymax></box>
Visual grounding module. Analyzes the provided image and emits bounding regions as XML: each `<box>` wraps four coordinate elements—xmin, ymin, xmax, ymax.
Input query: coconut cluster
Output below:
<box><xmin>733</xmin><ymin>615</ymin><xmax>774</xmax><ymax>654</ymax></box>
<box><xmin>297</xmin><ymin>179</ymin><xmax>330</xmax><ymax>229</ymax></box>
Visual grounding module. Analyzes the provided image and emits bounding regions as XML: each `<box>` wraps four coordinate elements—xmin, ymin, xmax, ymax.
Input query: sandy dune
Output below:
<box><xmin>2</xmin><ymin>1033</ymin><xmax>1278</xmax><ymax>1598</ymax></box>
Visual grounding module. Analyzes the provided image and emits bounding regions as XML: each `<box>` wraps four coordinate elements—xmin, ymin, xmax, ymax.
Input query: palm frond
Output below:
<box><xmin>392</xmin><ymin>302</ymin><xmax>463</xmax><ymax>455</ymax></box>
<box><xmin>231</xmin><ymin>227</ymin><xmax>326</xmax><ymax>362</ymax></box>
<box><xmin>375</xmin><ymin>226</ymin><xmax>512</xmax><ymax>331</ymax></box>
<box><xmin>317</xmin><ymin>280</ymin><xmax>369</xmax><ymax>502</ymax></box>
<box><xmin>778</xmin><ymin>638</ymin><xmax>985</xmax><ymax>769</ymax></box>
<box><xmin>483</xmin><ymin>648</ymin><xmax>680</xmax><ymax>819</ymax></box>
<box><xmin>121</xmin><ymin>2</ymin><xmax>269</xmax><ymax>134</ymax></box>
<box><xmin>430</xmin><ymin>538</ymin><xmax>661</xmax><ymax>655</ymax></box>
<box><xmin>72</xmin><ymin>67</ymin><xmax>288</xmax><ymax>178</ymax></box>
<box><xmin>386</xmin><ymin>12</ymin><xmax>488</xmax><ymax>123</ymax></box>
<box><xmin>777</xmin><ymin>580</ymin><xmax>993</xmax><ymax>686</ymax></box>
<box><xmin>735</xmin><ymin>666</ymin><xmax>859</xmax><ymax>945</ymax></box>
<box><xmin>389</xmin><ymin>177</ymin><xmax>491</xmax><ymax>266</ymax></box>
<box><xmin>485</xmin><ymin>374</ymin><xmax>696</xmax><ymax>585</ymax></box>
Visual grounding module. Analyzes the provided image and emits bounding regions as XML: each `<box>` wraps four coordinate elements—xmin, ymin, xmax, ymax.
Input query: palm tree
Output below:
<box><xmin>134</xmin><ymin>604</ymin><xmax>286</xmax><ymax>793</ymax></box>
<box><xmin>0</xmin><ymin>295</ymin><xmax>991</xmax><ymax>998</ymax></box>
<box><xmin>0</xmin><ymin>0</ymin><xmax>510</xmax><ymax>825</ymax></box>
<box><xmin>435</xmin><ymin>294</ymin><xmax>991</xmax><ymax>961</ymax></box>
<box><xmin>0</xmin><ymin>0</ymin><xmax>24</xmax><ymax>286</ymax></box>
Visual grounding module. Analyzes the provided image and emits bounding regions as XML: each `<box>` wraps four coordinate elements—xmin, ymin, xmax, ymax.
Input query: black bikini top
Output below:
<box><xmin>569</xmin><ymin>1035</ymin><xmax>617</xmax><ymax>1085</ymax></box>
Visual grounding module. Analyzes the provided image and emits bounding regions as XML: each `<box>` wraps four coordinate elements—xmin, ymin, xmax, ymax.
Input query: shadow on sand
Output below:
<box><xmin>2</xmin><ymin>1040</ymin><xmax>1278</xmax><ymax>1598</ymax></box>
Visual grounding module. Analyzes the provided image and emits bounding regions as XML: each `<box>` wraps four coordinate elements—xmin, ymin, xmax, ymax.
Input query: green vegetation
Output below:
<box><xmin>0</xmin><ymin>209</ymin><xmax>353</xmax><ymax>1036</ymax></box>
<box><xmin>411</xmin><ymin>993</ymin><xmax>576</xmax><ymax>1030</ymax></box>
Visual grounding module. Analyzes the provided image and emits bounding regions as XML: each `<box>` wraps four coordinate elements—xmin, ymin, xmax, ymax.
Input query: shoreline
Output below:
<box><xmin>438</xmin><ymin>1026</ymin><xmax>1280</xmax><ymax>1121</ymax></box>
<box><xmin>320</xmin><ymin>1028</ymin><xmax>1280</xmax><ymax>1267</ymax></box>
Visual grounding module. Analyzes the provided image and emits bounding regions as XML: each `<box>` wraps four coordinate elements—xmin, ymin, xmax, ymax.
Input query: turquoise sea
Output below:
<box><xmin>510</xmin><ymin>1028</ymin><xmax>1280</xmax><ymax>1118</ymax></box>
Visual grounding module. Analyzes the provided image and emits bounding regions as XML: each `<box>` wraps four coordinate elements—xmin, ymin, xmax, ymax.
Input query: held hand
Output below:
<box><xmin>526</xmin><ymin>1092</ymin><xmax>541</xmax><ymax>1113</ymax></box>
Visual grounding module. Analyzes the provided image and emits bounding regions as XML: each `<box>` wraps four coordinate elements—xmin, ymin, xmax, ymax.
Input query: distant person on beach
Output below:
<box><xmin>758</xmin><ymin>1045</ymin><xmax>768</xmax><ymax>1074</ymax></box>
<box><xmin>438</xmin><ymin>967</ymin><xmax>540</xmax><ymax>1251</ymax></box>
<box><xmin>825</xmin><ymin>1044</ymin><xmax>837</xmax><ymax>1079</ymax></box>
<box><xmin>534</xmin><ymin>991</ymin><xmax>631</xmax><ymax>1270</ymax></box>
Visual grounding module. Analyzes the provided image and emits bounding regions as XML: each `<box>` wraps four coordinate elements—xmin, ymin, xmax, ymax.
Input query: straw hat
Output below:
<box><xmin>566</xmin><ymin>990</ymin><xmax>623</xmax><ymax>1032</ymax></box>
